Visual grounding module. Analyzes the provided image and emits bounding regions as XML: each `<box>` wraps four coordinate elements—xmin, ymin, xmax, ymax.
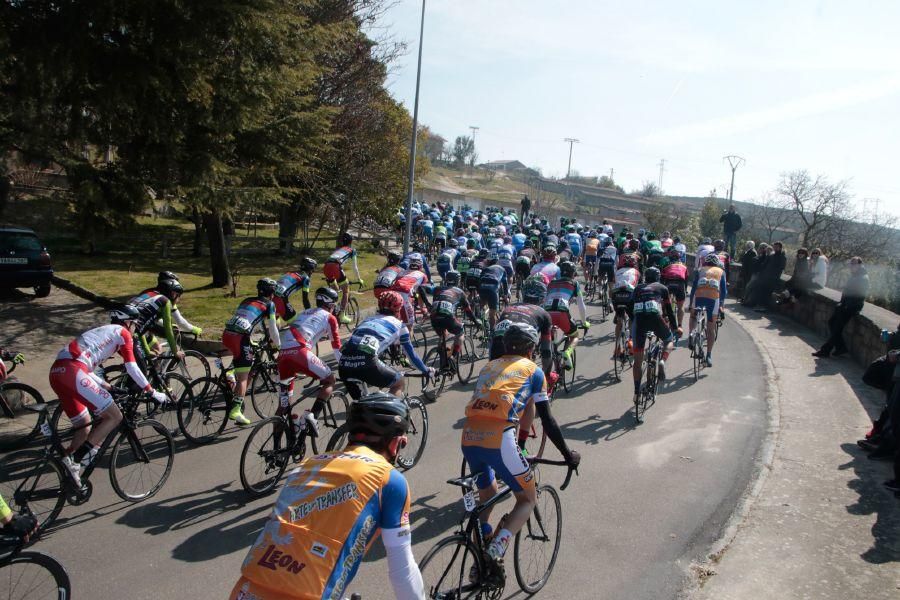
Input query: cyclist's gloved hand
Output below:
<box><xmin>426</xmin><ymin>367</ymin><xmax>436</xmax><ymax>380</ymax></box>
<box><xmin>12</xmin><ymin>353</ymin><xmax>25</xmax><ymax>364</ymax></box>
<box><xmin>151</xmin><ymin>390</ymin><xmax>169</xmax><ymax>404</ymax></box>
<box><xmin>583</xmin><ymin>321</ymin><xmax>591</xmax><ymax>329</ymax></box>
<box><xmin>3</xmin><ymin>513</ymin><xmax>37</xmax><ymax>539</ymax></box>
<box><xmin>357</xmin><ymin>279</ymin><xmax>366</xmax><ymax>288</ymax></box>
<box><xmin>192</xmin><ymin>326</ymin><xmax>203</xmax><ymax>337</ymax></box>
<box><xmin>566</xmin><ymin>449</ymin><xmax>581</xmax><ymax>468</ymax></box>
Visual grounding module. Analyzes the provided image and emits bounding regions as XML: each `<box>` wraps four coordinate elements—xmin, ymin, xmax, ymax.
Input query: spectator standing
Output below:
<box><xmin>810</xmin><ymin>248</ymin><xmax>828</xmax><ymax>288</ymax></box>
<box><xmin>520</xmin><ymin>194</ymin><xmax>531</xmax><ymax>223</ymax></box>
<box><xmin>752</xmin><ymin>241</ymin><xmax>786</xmax><ymax>311</ymax></box>
<box><xmin>719</xmin><ymin>204</ymin><xmax>743</xmax><ymax>257</ymax></box>
<box><xmin>777</xmin><ymin>248</ymin><xmax>812</xmax><ymax>305</ymax></box>
<box><xmin>813</xmin><ymin>257</ymin><xmax>869</xmax><ymax>358</ymax></box>
<box><xmin>739</xmin><ymin>241</ymin><xmax>757</xmax><ymax>296</ymax></box>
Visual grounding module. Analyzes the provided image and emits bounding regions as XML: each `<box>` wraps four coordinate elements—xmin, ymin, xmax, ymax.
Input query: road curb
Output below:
<box><xmin>682</xmin><ymin>301</ymin><xmax>782</xmax><ymax>596</ymax></box>
<box><xmin>51</xmin><ymin>275</ymin><xmax>119</xmax><ymax>309</ymax></box>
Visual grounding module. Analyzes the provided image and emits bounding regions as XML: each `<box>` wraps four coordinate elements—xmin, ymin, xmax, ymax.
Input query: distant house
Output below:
<box><xmin>481</xmin><ymin>159</ymin><xmax>528</xmax><ymax>172</ymax></box>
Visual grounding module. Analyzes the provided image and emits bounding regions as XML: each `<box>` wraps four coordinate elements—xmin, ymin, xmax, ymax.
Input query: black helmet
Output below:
<box><xmin>448</xmin><ymin>238</ymin><xmax>459</xmax><ymax>248</ymax></box>
<box><xmin>703</xmin><ymin>253</ymin><xmax>722</xmax><ymax>267</ymax></box>
<box><xmin>524</xmin><ymin>239</ymin><xmax>533</xmax><ymax>248</ymax></box>
<box><xmin>340</xmin><ymin>232</ymin><xmax>354</xmax><ymax>246</ymax></box>
<box><xmin>443</xmin><ymin>270</ymin><xmax>461</xmax><ymax>287</ymax></box>
<box><xmin>644</xmin><ymin>267</ymin><xmax>661</xmax><ymax>283</ymax></box>
<box><xmin>503</xmin><ymin>322</ymin><xmax>539</xmax><ymax>354</ymax></box>
<box><xmin>110</xmin><ymin>304</ymin><xmax>141</xmax><ymax>324</ymax></box>
<box><xmin>477</xmin><ymin>248</ymin><xmax>489</xmax><ymax>259</ymax></box>
<box><xmin>157</xmin><ymin>270</ymin><xmax>179</xmax><ymax>285</ymax></box>
<box><xmin>713</xmin><ymin>239</ymin><xmax>725</xmax><ymax>251</ymax></box>
<box><xmin>387</xmin><ymin>250</ymin><xmax>402</xmax><ymax>266</ymax></box>
<box><xmin>408</xmin><ymin>257</ymin><xmax>423</xmax><ymax>270</ymax></box>
<box><xmin>315</xmin><ymin>287</ymin><xmax>339</xmax><ymax>308</ymax></box>
<box><xmin>559</xmin><ymin>261</ymin><xmax>576</xmax><ymax>278</ymax></box>
<box><xmin>257</xmin><ymin>278</ymin><xmax>277</xmax><ymax>296</ymax></box>
<box><xmin>522</xmin><ymin>278</ymin><xmax>547</xmax><ymax>304</ymax></box>
<box><xmin>157</xmin><ymin>278</ymin><xmax>184</xmax><ymax>299</ymax></box>
<box><xmin>348</xmin><ymin>392</ymin><xmax>410</xmax><ymax>440</ymax></box>
<box><xmin>300</xmin><ymin>257</ymin><xmax>317</xmax><ymax>272</ymax></box>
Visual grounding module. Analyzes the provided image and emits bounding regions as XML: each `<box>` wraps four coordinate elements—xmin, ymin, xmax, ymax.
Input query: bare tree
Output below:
<box><xmin>744</xmin><ymin>192</ymin><xmax>795</xmax><ymax>244</ymax></box>
<box><xmin>776</xmin><ymin>170</ymin><xmax>851</xmax><ymax>248</ymax></box>
<box><xmin>633</xmin><ymin>181</ymin><xmax>659</xmax><ymax>198</ymax></box>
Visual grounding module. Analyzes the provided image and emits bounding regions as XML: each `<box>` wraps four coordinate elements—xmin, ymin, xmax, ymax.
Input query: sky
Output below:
<box><xmin>376</xmin><ymin>0</ymin><xmax>900</xmax><ymax>215</ymax></box>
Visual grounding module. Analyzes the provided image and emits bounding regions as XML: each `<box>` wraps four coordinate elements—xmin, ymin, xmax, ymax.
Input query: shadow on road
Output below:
<box><xmin>839</xmin><ymin>442</ymin><xmax>900</xmax><ymax>565</ymax></box>
<box><xmin>560</xmin><ymin>409</ymin><xmax>636</xmax><ymax>444</ymax></box>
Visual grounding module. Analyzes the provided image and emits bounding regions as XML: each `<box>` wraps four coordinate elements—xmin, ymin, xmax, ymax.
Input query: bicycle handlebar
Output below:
<box><xmin>528</xmin><ymin>457</ymin><xmax>579</xmax><ymax>491</ymax></box>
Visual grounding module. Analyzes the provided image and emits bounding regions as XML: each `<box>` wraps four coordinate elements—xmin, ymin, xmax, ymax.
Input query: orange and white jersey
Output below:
<box><xmin>692</xmin><ymin>266</ymin><xmax>726</xmax><ymax>300</ymax></box>
<box><xmin>584</xmin><ymin>238</ymin><xmax>601</xmax><ymax>256</ymax></box>
<box><xmin>233</xmin><ymin>446</ymin><xmax>411</xmax><ymax>600</ymax></box>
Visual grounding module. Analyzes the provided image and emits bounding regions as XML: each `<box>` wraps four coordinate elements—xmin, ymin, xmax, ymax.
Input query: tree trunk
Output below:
<box><xmin>203</xmin><ymin>211</ymin><xmax>232</xmax><ymax>288</ymax></box>
<box><xmin>191</xmin><ymin>207</ymin><xmax>204</xmax><ymax>257</ymax></box>
<box><xmin>0</xmin><ymin>175</ymin><xmax>10</xmax><ymax>220</ymax></box>
<box><xmin>278</xmin><ymin>203</ymin><xmax>299</xmax><ymax>255</ymax></box>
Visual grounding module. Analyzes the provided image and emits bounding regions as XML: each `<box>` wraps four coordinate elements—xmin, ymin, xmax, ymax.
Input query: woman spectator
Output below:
<box><xmin>777</xmin><ymin>248</ymin><xmax>812</xmax><ymax>305</ymax></box>
<box><xmin>743</xmin><ymin>243</ymin><xmax>768</xmax><ymax>305</ymax></box>
<box><xmin>810</xmin><ymin>248</ymin><xmax>828</xmax><ymax>288</ymax></box>
<box><xmin>752</xmin><ymin>241</ymin><xmax>787</xmax><ymax>311</ymax></box>
<box><xmin>739</xmin><ymin>241</ymin><xmax>757</xmax><ymax>296</ymax></box>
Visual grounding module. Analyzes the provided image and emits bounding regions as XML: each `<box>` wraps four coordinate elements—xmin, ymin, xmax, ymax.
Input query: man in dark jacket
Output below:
<box><xmin>520</xmin><ymin>195</ymin><xmax>531</xmax><ymax>223</ymax></box>
<box><xmin>739</xmin><ymin>241</ymin><xmax>757</xmax><ymax>297</ymax></box>
<box><xmin>719</xmin><ymin>204</ymin><xmax>742</xmax><ymax>257</ymax></box>
<box><xmin>813</xmin><ymin>257</ymin><xmax>869</xmax><ymax>358</ymax></box>
<box><xmin>752</xmin><ymin>241</ymin><xmax>786</xmax><ymax>311</ymax></box>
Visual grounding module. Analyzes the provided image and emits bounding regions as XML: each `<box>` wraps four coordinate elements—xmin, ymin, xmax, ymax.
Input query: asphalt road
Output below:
<box><xmin>0</xmin><ymin>287</ymin><xmax>767</xmax><ymax>600</ymax></box>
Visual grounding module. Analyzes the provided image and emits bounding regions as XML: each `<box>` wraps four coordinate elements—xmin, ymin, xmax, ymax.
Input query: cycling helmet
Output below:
<box><xmin>300</xmin><ymin>256</ymin><xmax>318</xmax><ymax>272</ymax></box>
<box><xmin>315</xmin><ymin>287</ymin><xmax>339</xmax><ymax>309</ymax></box>
<box><xmin>157</xmin><ymin>270</ymin><xmax>179</xmax><ymax>284</ymax></box>
<box><xmin>649</xmin><ymin>247</ymin><xmax>663</xmax><ymax>255</ymax></box>
<box><xmin>477</xmin><ymin>249</ymin><xmax>490</xmax><ymax>259</ymax></box>
<box><xmin>667</xmin><ymin>247</ymin><xmax>681</xmax><ymax>259</ymax></box>
<box><xmin>713</xmin><ymin>239</ymin><xmax>725</xmax><ymax>251</ymax></box>
<box><xmin>503</xmin><ymin>322</ymin><xmax>540</xmax><ymax>354</ymax></box>
<box><xmin>377</xmin><ymin>290</ymin><xmax>405</xmax><ymax>316</ymax></box>
<box><xmin>542</xmin><ymin>246</ymin><xmax>557</xmax><ymax>259</ymax></box>
<box><xmin>456</xmin><ymin>228</ymin><xmax>466</xmax><ymax>237</ymax></box>
<box><xmin>386</xmin><ymin>250</ymin><xmax>402</xmax><ymax>266</ymax></box>
<box><xmin>522</xmin><ymin>277</ymin><xmax>548</xmax><ymax>304</ymax></box>
<box><xmin>524</xmin><ymin>239</ymin><xmax>533</xmax><ymax>248</ymax></box>
<box><xmin>157</xmin><ymin>278</ymin><xmax>184</xmax><ymax>299</ymax></box>
<box><xmin>408</xmin><ymin>257</ymin><xmax>423</xmax><ymax>271</ymax></box>
<box><xmin>566</xmin><ymin>225</ymin><xmax>576</xmax><ymax>233</ymax></box>
<box><xmin>701</xmin><ymin>237</ymin><xmax>712</xmax><ymax>245</ymax></box>
<box><xmin>443</xmin><ymin>270</ymin><xmax>461</xmax><ymax>287</ymax></box>
<box><xmin>644</xmin><ymin>267</ymin><xmax>661</xmax><ymax>283</ymax></box>
<box><xmin>340</xmin><ymin>232</ymin><xmax>354</xmax><ymax>246</ymax></box>
<box><xmin>623</xmin><ymin>254</ymin><xmax>639</xmax><ymax>269</ymax></box>
<box><xmin>348</xmin><ymin>392</ymin><xmax>410</xmax><ymax>440</ymax></box>
<box><xmin>257</xmin><ymin>278</ymin><xmax>277</xmax><ymax>296</ymax></box>
<box><xmin>110</xmin><ymin>304</ymin><xmax>141</xmax><ymax>324</ymax></box>
<box><xmin>448</xmin><ymin>238</ymin><xmax>459</xmax><ymax>248</ymax></box>
<box><xmin>558</xmin><ymin>240</ymin><xmax>569</xmax><ymax>251</ymax></box>
<box><xmin>703</xmin><ymin>253</ymin><xmax>722</xmax><ymax>267</ymax></box>
<box><xmin>466</xmin><ymin>239</ymin><xmax>476</xmax><ymax>249</ymax></box>
<box><xmin>559</xmin><ymin>261</ymin><xmax>577</xmax><ymax>278</ymax></box>
<box><xmin>627</xmin><ymin>239</ymin><xmax>640</xmax><ymax>251</ymax></box>
<box><xmin>503</xmin><ymin>236</ymin><xmax>512</xmax><ymax>244</ymax></box>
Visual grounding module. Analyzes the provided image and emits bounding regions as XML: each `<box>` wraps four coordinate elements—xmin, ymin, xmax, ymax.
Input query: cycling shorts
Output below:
<box><xmin>430</xmin><ymin>314</ymin><xmax>464</xmax><ymax>337</ymax></box>
<box><xmin>549</xmin><ymin>310</ymin><xmax>576</xmax><ymax>336</ymax></box>
<box><xmin>397</xmin><ymin>291</ymin><xmax>415</xmax><ymax>325</ymax></box>
<box><xmin>338</xmin><ymin>353</ymin><xmax>400</xmax><ymax>400</ymax></box>
<box><xmin>597</xmin><ymin>261</ymin><xmax>616</xmax><ymax>282</ymax></box>
<box><xmin>515</xmin><ymin>261</ymin><xmax>532</xmax><ymax>280</ymax></box>
<box><xmin>273</xmin><ymin>295</ymin><xmax>297</xmax><ymax>322</ymax></box>
<box><xmin>478</xmin><ymin>286</ymin><xmax>501</xmax><ymax>311</ymax></box>
<box><xmin>277</xmin><ymin>346</ymin><xmax>332</xmax><ymax>382</ymax></box>
<box><xmin>222</xmin><ymin>331</ymin><xmax>254</xmax><ymax>372</ymax></box>
<box><xmin>631</xmin><ymin>315</ymin><xmax>673</xmax><ymax>350</ymax></box>
<box><xmin>693</xmin><ymin>296</ymin><xmax>720</xmax><ymax>320</ymax></box>
<box><xmin>323</xmin><ymin>261</ymin><xmax>347</xmax><ymax>284</ymax></box>
<box><xmin>49</xmin><ymin>359</ymin><xmax>115</xmax><ymax>422</ymax></box>
<box><xmin>569</xmin><ymin>246</ymin><xmax>582</xmax><ymax>258</ymax></box>
<box><xmin>462</xmin><ymin>427</ymin><xmax>535</xmax><ymax>494</ymax></box>
<box><xmin>664</xmin><ymin>280</ymin><xmax>687</xmax><ymax>302</ymax></box>
<box><xmin>583</xmin><ymin>254</ymin><xmax>597</xmax><ymax>266</ymax></box>
<box><xmin>612</xmin><ymin>289</ymin><xmax>634</xmax><ymax>321</ymax></box>
<box><xmin>501</xmin><ymin>264</ymin><xmax>514</xmax><ymax>280</ymax></box>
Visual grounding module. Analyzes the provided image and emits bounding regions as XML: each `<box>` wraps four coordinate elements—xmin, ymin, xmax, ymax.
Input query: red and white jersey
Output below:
<box><xmin>614</xmin><ymin>267</ymin><xmax>640</xmax><ymax>291</ymax></box>
<box><xmin>56</xmin><ymin>324</ymin><xmax>138</xmax><ymax>371</ymax></box>
<box><xmin>390</xmin><ymin>269</ymin><xmax>429</xmax><ymax>295</ymax></box>
<box><xmin>280</xmin><ymin>307</ymin><xmax>341</xmax><ymax>351</ymax></box>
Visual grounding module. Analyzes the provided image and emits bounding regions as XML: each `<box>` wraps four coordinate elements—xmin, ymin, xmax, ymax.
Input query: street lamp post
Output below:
<box><xmin>403</xmin><ymin>0</ymin><xmax>426</xmax><ymax>256</ymax></box>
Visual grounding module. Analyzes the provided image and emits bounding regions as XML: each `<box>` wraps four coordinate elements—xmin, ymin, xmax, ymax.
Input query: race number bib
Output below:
<box><xmin>634</xmin><ymin>300</ymin><xmax>661</xmax><ymax>314</ymax></box>
<box><xmin>435</xmin><ymin>301</ymin><xmax>455</xmax><ymax>316</ymax></box>
<box><xmin>358</xmin><ymin>334</ymin><xmax>380</xmax><ymax>356</ymax></box>
<box><xmin>494</xmin><ymin>319</ymin><xmax>512</xmax><ymax>338</ymax></box>
<box><xmin>226</xmin><ymin>316</ymin><xmax>253</xmax><ymax>333</ymax></box>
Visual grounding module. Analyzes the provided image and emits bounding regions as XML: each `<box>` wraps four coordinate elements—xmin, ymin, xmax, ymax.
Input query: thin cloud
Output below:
<box><xmin>639</xmin><ymin>74</ymin><xmax>900</xmax><ymax>146</ymax></box>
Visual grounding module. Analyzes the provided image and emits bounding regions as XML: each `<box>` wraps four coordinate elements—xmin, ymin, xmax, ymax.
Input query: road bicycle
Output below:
<box><xmin>239</xmin><ymin>388</ymin><xmax>350</xmax><ymax>496</ymax></box>
<box><xmin>330</xmin><ymin>280</ymin><xmax>363</xmax><ymax>333</ymax></box>
<box><xmin>423</xmin><ymin>325</ymin><xmax>480</xmax><ymax>397</ymax></box>
<box><xmin>325</xmin><ymin>373</ymin><xmax>429</xmax><ymax>471</ymax></box>
<box><xmin>612</xmin><ymin>312</ymin><xmax>634</xmax><ymax>382</ymax></box>
<box><xmin>0</xmin><ymin>356</ymin><xmax>46</xmax><ymax>452</ymax></box>
<box><xmin>597</xmin><ymin>273</ymin><xmax>611</xmax><ymax>321</ymax></box>
<box><xmin>418</xmin><ymin>457</ymin><xmax>577</xmax><ymax>598</ymax></box>
<box><xmin>550</xmin><ymin>321</ymin><xmax>588</xmax><ymax>394</ymax></box>
<box><xmin>0</xmin><ymin>523</ymin><xmax>71</xmax><ymax>600</ymax></box>
<box><xmin>0</xmin><ymin>390</ymin><xmax>174</xmax><ymax>534</ymax></box>
<box><xmin>635</xmin><ymin>332</ymin><xmax>662</xmax><ymax>424</ymax></box>
<box><xmin>715</xmin><ymin>310</ymin><xmax>724</xmax><ymax>341</ymax></box>
<box><xmin>689</xmin><ymin>307</ymin><xmax>709</xmax><ymax>381</ymax></box>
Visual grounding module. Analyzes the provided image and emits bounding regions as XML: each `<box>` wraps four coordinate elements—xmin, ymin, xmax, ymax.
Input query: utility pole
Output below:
<box><xmin>657</xmin><ymin>159</ymin><xmax>666</xmax><ymax>193</ymax></box>
<box><xmin>468</xmin><ymin>125</ymin><xmax>479</xmax><ymax>145</ymax></box>
<box><xmin>723</xmin><ymin>155</ymin><xmax>745</xmax><ymax>202</ymax></box>
<box><xmin>564</xmin><ymin>138</ymin><xmax>579</xmax><ymax>179</ymax></box>
<box><xmin>609</xmin><ymin>168</ymin><xmax>614</xmax><ymax>180</ymax></box>
<box><xmin>403</xmin><ymin>0</ymin><xmax>426</xmax><ymax>256</ymax></box>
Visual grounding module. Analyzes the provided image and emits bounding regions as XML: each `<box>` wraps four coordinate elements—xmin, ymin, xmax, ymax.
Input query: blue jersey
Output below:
<box><xmin>437</xmin><ymin>248</ymin><xmax>459</xmax><ymax>270</ymax></box>
<box><xmin>565</xmin><ymin>233</ymin><xmax>582</xmax><ymax>254</ymax></box>
<box><xmin>343</xmin><ymin>314</ymin><xmax>427</xmax><ymax>371</ymax></box>
<box><xmin>512</xmin><ymin>233</ymin><xmax>527</xmax><ymax>252</ymax></box>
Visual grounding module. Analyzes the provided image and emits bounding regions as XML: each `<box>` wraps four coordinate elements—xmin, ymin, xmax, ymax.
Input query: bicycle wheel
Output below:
<box><xmin>239</xmin><ymin>417</ymin><xmax>292</xmax><ymax>496</ymax></box>
<box><xmin>411</xmin><ymin>326</ymin><xmax>428</xmax><ymax>357</ymax></box>
<box><xmin>109</xmin><ymin>419</ymin><xmax>174</xmax><ymax>501</ymax></box>
<box><xmin>178</xmin><ymin>377</ymin><xmax>229</xmax><ymax>444</ymax></box>
<box><xmin>0</xmin><ymin>383</ymin><xmax>45</xmax><ymax>451</ymax></box>
<box><xmin>342</xmin><ymin>297</ymin><xmax>360</xmax><ymax>332</ymax></box>
<box><xmin>419</xmin><ymin>534</ymin><xmax>484</xmax><ymax>600</ymax></box>
<box><xmin>317</xmin><ymin>391</ymin><xmax>350</xmax><ymax>438</ymax></box>
<box><xmin>457</xmin><ymin>334</ymin><xmax>476</xmax><ymax>384</ymax></box>
<box><xmin>424</xmin><ymin>348</ymin><xmax>448</xmax><ymax>397</ymax></box>
<box><xmin>158</xmin><ymin>372</ymin><xmax>192</xmax><ymax>436</ymax></box>
<box><xmin>397</xmin><ymin>397</ymin><xmax>428</xmax><ymax>471</ymax></box>
<box><xmin>514</xmin><ymin>484</ymin><xmax>562</xmax><ymax>593</ymax></box>
<box><xmin>613</xmin><ymin>333</ymin><xmax>624</xmax><ymax>382</ymax></box>
<box><xmin>0</xmin><ymin>451</ymin><xmax>65</xmax><ymax>534</ymax></box>
<box><xmin>563</xmin><ymin>346</ymin><xmax>576</xmax><ymax>393</ymax></box>
<box><xmin>166</xmin><ymin>350</ymin><xmax>212</xmax><ymax>391</ymax></box>
<box><xmin>0</xmin><ymin>550</ymin><xmax>71</xmax><ymax>600</ymax></box>
<box><xmin>325</xmin><ymin>423</ymin><xmax>348</xmax><ymax>452</ymax></box>
<box><xmin>249</xmin><ymin>366</ymin><xmax>280</xmax><ymax>419</ymax></box>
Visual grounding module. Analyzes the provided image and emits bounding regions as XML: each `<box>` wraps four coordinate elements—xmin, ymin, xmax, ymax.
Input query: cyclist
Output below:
<box><xmin>497</xmin><ymin>237</ymin><xmax>516</xmax><ymax>282</ymax></box>
<box><xmin>49</xmin><ymin>306</ymin><xmax>168</xmax><ymax>486</ymax></box>
<box><xmin>478</xmin><ymin>258</ymin><xmax>509</xmax><ymax>331</ymax></box>
<box><xmin>689</xmin><ymin>253</ymin><xmax>727</xmax><ymax>367</ymax></box>
<box><xmin>617</xmin><ymin>238</ymin><xmax>643</xmax><ymax>271</ymax></box>
<box><xmin>128</xmin><ymin>276</ymin><xmax>186</xmax><ymax>366</ymax></box>
<box><xmin>556</xmin><ymin>240</ymin><xmax>573</xmax><ymax>263</ymax></box>
<box><xmin>694</xmin><ymin>237</ymin><xmax>715</xmax><ymax>270</ymax></box>
<box><xmin>543</xmin><ymin>261</ymin><xmax>590</xmax><ymax>370</ymax></box>
<box><xmin>434</xmin><ymin>220</ymin><xmax>448</xmax><ymax>251</ymax></box>
<box><xmin>276</xmin><ymin>288</ymin><xmax>343</xmax><ymax>437</ymax></box>
<box><xmin>465</xmin><ymin>248</ymin><xmax>489</xmax><ymax>299</ymax></box>
<box><xmin>630</xmin><ymin>267</ymin><xmax>679</xmax><ymax>402</ymax></box>
<box><xmin>374</xmin><ymin>251</ymin><xmax>405</xmax><ymax>300</ymax></box>
<box><xmin>222</xmin><ymin>278</ymin><xmax>282</xmax><ymax>426</ymax></box>
<box><xmin>564</xmin><ymin>225</ymin><xmax>582</xmax><ymax>262</ymax></box>
<box><xmin>713</xmin><ymin>239</ymin><xmax>732</xmax><ymax>273</ymax></box>
<box><xmin>155</xmin><ymin>270</ymin><xmax>203</xmax><ymax>339</ymax></box>
<box><xmin>490</xmin><ymin>278</ymin><xmax>554</xmax><ymax>374</ymax></box>
<box><xmin>229</xmin><ymin>393</ymin><xmax>424</xmax><ymax>600</ymax></box>
<box><xmin>660</xmin><ymin>247</ymin><xmax>689</xmax><ymax>332</ymax></box>
<box><xmin>417</xmin><ymin>215</ymin><xmax>434</xmax><ymax>247</ymax></box>
<box><xmin>461</xmin><ymin>323</ymin><xmax>581</xmax><ymax>575</ymax></box>
<box><xmin>435</xmin><ymin>238</ymin><xmax>460</xmax><ymax>282</ymax></box>
<box><xmin>530</xmin><ymin>246</ymin><xmax>561</xmax><ymax>282</ymax></box>
<box><xmin>324</xmin><ymin>232</ymin><xmax>363</xmax><ymax>325</ymax></box>
<box><xmin>456</xmin><ymin>241</ymin><xmax>476</xmax><ymax>287</ymax></box>
<box><xmin>612</xmin><ymin>255</ymin><xmax>641</xmax><ymax>357</ymax></box>
<box><xmin>273</xmin><ymin>257</ymin><xmax>316</xmax><ymax>324</ymax></box>
<box><xmin>389</xmin><ymin>257</ymin><xmax>431</xmax><ymax>334</ymax></box>
<box><xmin>598</xmin><ymin>238</ymin><xmax>618</xmax><ymax>305</ymax></box>
<box><xmin>338</xmin><ymin>291</ymin><xmax>432</xmax><ymax>400</ymax></box>
<box><xmin>583</xmin><ymin>232</ymin><xmax>600</xmax><ymax>283</ymax></box>
<box><xmin>429</xmin><ymin>270</ymin><xmax>480</xmax><ymax>358</ymax></box>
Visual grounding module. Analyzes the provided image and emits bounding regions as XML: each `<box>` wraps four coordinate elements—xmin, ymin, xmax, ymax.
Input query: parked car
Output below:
<box><xmin>0</xmin><ymin>226</ymin><xmax>53</xmax><ymax>297</ymax></box>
